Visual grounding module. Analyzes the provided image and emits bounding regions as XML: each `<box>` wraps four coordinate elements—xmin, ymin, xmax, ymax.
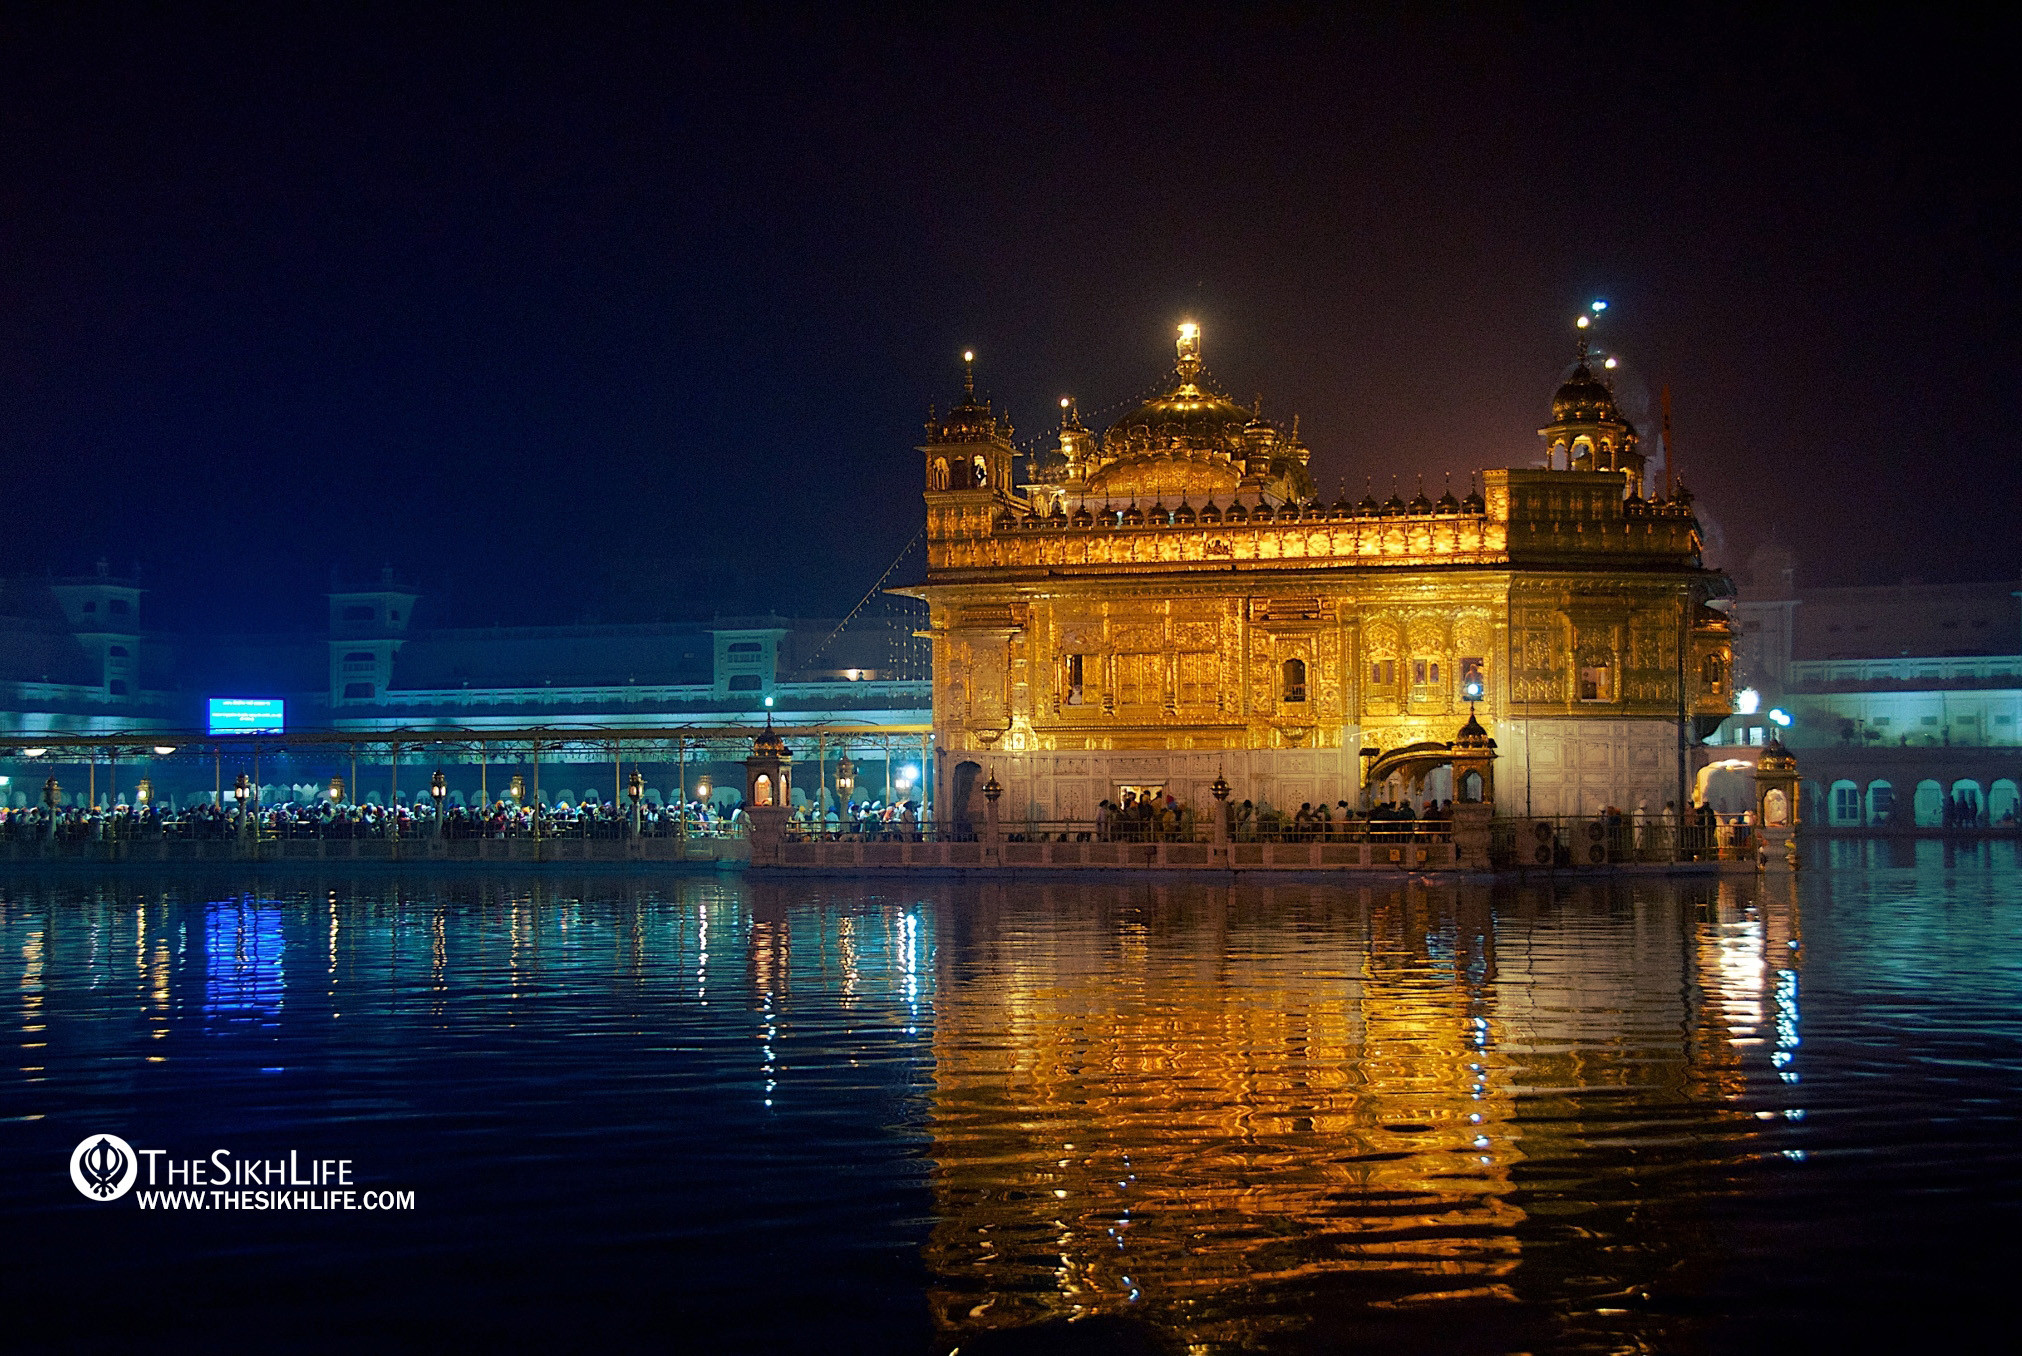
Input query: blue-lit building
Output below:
<box><xmin>1713</xmin><ymin>544</ymin><xmax>2021</xmax><ymax>826</ymax></box>
<box><xmin>0</xmin><ymin>563</ymin><xmax>932</xmax><ymax>811</ymax></box>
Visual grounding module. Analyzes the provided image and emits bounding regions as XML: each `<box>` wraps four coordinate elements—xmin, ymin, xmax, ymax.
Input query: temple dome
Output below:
<box><xmin>1081</xmin><ymin>325</ymin><xmax>1317</xmax><ymax>503</ymax></box>
<box><xmin>1552</xmin><ymin>362</ymin><xmax>1624</xmax><ymax>424</ymax></box>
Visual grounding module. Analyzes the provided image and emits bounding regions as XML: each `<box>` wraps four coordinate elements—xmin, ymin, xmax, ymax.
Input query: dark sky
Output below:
<box><xmin>3</xmin><ymin>7</ymin><xmax>2016</xmax><ymax>631</ymax></box>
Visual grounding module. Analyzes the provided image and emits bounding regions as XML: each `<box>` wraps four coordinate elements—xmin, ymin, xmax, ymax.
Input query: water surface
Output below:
<box><xmin>4</xmin><ymin>846</ymin><xmax>2018</xmax><ymax>1352</ymax></box>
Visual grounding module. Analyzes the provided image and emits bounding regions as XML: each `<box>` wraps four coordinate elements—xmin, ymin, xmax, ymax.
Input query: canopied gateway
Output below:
<box><xmin>902</xmin><ymin>323</ymin><xmax>1733</xmax><ymax>823</ymax></box>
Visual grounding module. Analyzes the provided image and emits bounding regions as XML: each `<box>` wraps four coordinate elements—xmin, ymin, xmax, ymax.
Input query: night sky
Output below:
<box><xmin>3</xmin><ymin>8</ymin><xmax>2015</xmax><ymax>632</ymax></box>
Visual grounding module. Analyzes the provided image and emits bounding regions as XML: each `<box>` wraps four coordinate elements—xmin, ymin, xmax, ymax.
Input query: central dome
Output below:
<box><xmin>1078</xmin><ymin>324</ymin><xmax>1315</xmax><ymax>504</ymax></box>
<box><xmin>1100</xmin><ymin>389</ymin><xmax>1256</xmax><ymax>461</ymax></box>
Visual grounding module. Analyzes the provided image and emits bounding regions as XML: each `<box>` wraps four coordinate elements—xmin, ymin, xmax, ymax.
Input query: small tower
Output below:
<box><xmin>921</xmin><ymin>349</ymin><xmax>1016</xmax><ymax>497</ymax></box>
<box><xmin>1450</xmin><ymin>708</ymin><xmax>1498</xmax><ymax>805</ymax></box>
<box><xmin>744</xmin><ymin>718</ymin><xmax>793</xmax><ymax>808</ymax></box>
<box><xmin>743</xmin><ymin>718</ymin><xmax>794</xmax><ymax>868</ymax></box>
<box><xmin>1753</xmin><ymin>735</ymin><xmax>1801</xmax><ymax>871</ymax></box>
<box><xmin>1449</xmin><ymin>707</ymin><xmax>1499</xmax><ymax>870</ymax></box>
<box><xmin>1540</xmin><ymin>316</ymin><xmax>1645</xmax><ymax>490</ymax></box>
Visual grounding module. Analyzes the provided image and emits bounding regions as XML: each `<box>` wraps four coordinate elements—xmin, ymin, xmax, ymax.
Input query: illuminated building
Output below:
<box><xmin>1719</xmin><ymin>543</ymin><xmax>2021</xmax><ymax>825</ymax></box>
<box><xmin>908</xmin><ymin>323</ymin><xmax>1733</xmax><ymax>820</ymax></box>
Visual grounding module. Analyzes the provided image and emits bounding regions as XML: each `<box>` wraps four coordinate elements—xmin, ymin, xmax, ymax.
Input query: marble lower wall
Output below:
<box><xmin>938</xmin><ymin>716</ymin><xmax>1691</xmax><ymax>822</ymax></box>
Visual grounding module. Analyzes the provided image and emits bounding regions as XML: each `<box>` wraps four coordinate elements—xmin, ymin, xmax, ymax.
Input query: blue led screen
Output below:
<box><xmin>207</xmin><ymin>698</ymin><xmax>285</xmax><ymax>735</ymax></box>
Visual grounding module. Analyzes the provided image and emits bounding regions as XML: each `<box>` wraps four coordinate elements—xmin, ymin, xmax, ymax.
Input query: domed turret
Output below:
<box><xmin>752</xmin><ymin>718</ymin><xmax>789</xmax><ymax>760</ymax></box>
<box><xmin>1539</xmin><ymin>318</ymin><xmax>1646</xmax><ymax>488</ymax></box>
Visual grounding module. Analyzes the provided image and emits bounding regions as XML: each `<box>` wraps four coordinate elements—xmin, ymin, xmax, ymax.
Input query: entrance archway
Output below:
<box><xmin>1867</xmin><ymin>780</ymin><xmax>1896</xmax><ymax>825</ymax></box>
<box><xmin>1913</xmin><ymin>779</ymin><xmax>1944</xmax><ymax>827</ymax></box>
<box><xmin>1991</xmin><ymin>779</ymin><xmax>2019</xmax><ymax>825</ymax></box>
<box><xmin>1829</xmin><ymin>779</ymin><xmax>1861</xmax><ymax>826</ymax></box>
<box><xmin>951</xmin><ymin>761</ymin><xmax>982</xmax><ymax>832</ymax></box>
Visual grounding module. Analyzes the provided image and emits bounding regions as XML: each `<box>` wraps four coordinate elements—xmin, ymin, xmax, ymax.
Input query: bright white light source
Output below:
<box><xmin>1604</xmin><ymin>357</ymin><xmax>1619</xmax><ymax>369</ymax></box>
<box><xmin>763</xmin><ymin>695</ymin><xmax>775</xmax><ymax>708</ymax></box>
<box><xmin>1059</xmin><ymin>397</ymin><xmax>1071</xmax><ymax>408</ymax></box>
<box><xmin>21</xmin><ymin>748</ymin><xmax>46</xmax><ymax>759</ymax></box>
<box><xmin>1769</xmin><ymin>708</ymin><xmax>1792</xmax><ymax>727</ymax></box>
<box><xmin>1591</xmin><ymin>300</ymin><xmax>1608</xmax><ymax>312</ymax></box>
<box><xmin>1736</xmin><ymin>688</ymin><xmax>1761</xmax><ymax>715</ymax></box>
<box><xmin>1576</xmin><ymin>315</ymin><xmax>1591</xmax><ymax>329</ymax></box>
<box><xmin>1178</xmin><ymin>322</ymin><xmax>1199</xmax><ymax>340</ymax></box>
<box><xmin>153</xmin><ymin>745</ymin><xmax>176</xmax><ymax>756</ymax></box>
<box><xmin>962</xmin><ymin>349</ymin><xmax>974</xmax><ymax>362</ymax></box>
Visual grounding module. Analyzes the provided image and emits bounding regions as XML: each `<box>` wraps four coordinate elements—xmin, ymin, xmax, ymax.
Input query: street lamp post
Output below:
<box><xmin>836</xmin><ymin>755</ymin><xmax>855</xmax><ymax>832</ymax></box>
<box><xmin>430</xmin><ymin>769</ymin><xmax>447</xmax><ymax>839</ymax></box>
<box><xmin>628</xmin><ymin>768</ymin><xmax>644</xmax><ymax>837</ymax></box>
<box><xmin>41</xmin><ymin>776</ymin><xmax>59</xmax><ymax>841</ymax></box>
<box><xmin>233</xmin><ymin>773</ymin><xmax>250</xmax><ymax>840</ymax></box>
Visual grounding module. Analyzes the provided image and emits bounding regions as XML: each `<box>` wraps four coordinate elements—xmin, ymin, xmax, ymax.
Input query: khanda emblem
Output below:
<box><xmin>70</xmin><ymin>1132</ymin><xmax>138</xmax><ymax>1201</ymax></box>
<box><xmin>82</xmin><ymin>1137</ymin><xmax>128</xmax><ymax>1197</ymax></box>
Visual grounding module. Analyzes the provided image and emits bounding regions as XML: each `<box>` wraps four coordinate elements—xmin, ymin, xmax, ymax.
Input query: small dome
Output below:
<box><xmin>1462</xmin><ymin>484</ymin><xmax>1485</xmax><ymax>514</ymax></box>
<box><xmin>1357</xmin><ymin>489</ymin><xmax>1380</xmax><ymax>515</ymax></box>
<box><xmin>1174</xmin><ymin>500</ymin><xmax>1196</xmax><ymax>524</ymax></box>
<box><xmin>1436</xmin><ymin>487</ymin><xmax>1460</xmax><ymax>513</ymax></box>
<box><xmin>1199</xmin><ymin>500</ymin><xmax>1222</xmax><ymax>523</ymax></box>
<box><xmin>1551</xmin><ymin>362</ymin><xmax>1623</xmax><ymax>424</ymax></box>
<box><xmin>1408</xmin><ymin>489</ymin><xmax>1434</xmax><ymax>515</ymax></box>
<box><xmin>1382</xmin><ymin>490</ymin><xmax>1406</xmax><ymax>515</ymax></box>
<box><xmin>1121</xmin><ymin>503</ymin><xmax>1144</xmax><ymax>525</ymax></box>
<box><xmin>1071</xmin><ymin>506</ymin><xmax>1094</xmax><ymax>528</ymax></box>
<box><xmin>752</xmin><ymin>720</ymin><xmax>790</xmax><ymax>760</ymax></box>
<box><xmin>1224</xmin><ymin>502</ymin><xmax>1249</xmax><ymax>523</ymax></box>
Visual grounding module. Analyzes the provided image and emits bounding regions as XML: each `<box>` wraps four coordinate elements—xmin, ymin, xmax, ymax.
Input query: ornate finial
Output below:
<box><xmin>1059</xmin><ymin>395</ymin><xmax>1082</xmax><ymax>430</ymax></box>
<box><xmin>961</xmin><ymin>348</ymin><xmax>976</xmax><ymax>400</ymax></box>
<box><xmin>1176</xmin><ymin>321</ymin><xmax>1202</xmax><ymax>386</ymax></box>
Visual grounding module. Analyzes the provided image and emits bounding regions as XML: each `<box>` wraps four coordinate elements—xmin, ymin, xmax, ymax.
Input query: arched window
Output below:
<box><xmin>1281</xmin><ymin>657</ymin><xmax>1307</xmax><ymax>704</ymax></box>
<box><xmin>1701</xmin><ymin>653</ymin><xmax>1727</xmax><ymax>695</ymax></box>
<box><xmin>973</xmin><ymin>456</ymin><xmax>989</xmax><ymax>488</ymax></box>
<box><xmin>753</xmin><ymin>774</ymin><xmax>774</xmax><ymax>807</ymax></box>
<box><xmin>930</xmin><ymin>457</ymin><xmax>949</xmax><ymax>490</ymax></box>
<box><xmin>1460</xmin><ymin>770</ymin><xmax>1484</xmax><ymax>803</ymax></box>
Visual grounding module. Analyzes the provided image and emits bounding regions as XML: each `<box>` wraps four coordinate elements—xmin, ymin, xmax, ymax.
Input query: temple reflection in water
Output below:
<box><xmin>919</xmin><ymin>878</ymin><xmax>1798</xmax><ymax>1348</ymax></box>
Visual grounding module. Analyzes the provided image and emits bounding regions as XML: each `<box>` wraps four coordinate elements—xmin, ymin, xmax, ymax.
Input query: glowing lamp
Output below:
<box><xmin>1736</xmin><ymin>688</ymin><xmax>1761</xmax><ymax>715</ymax></box>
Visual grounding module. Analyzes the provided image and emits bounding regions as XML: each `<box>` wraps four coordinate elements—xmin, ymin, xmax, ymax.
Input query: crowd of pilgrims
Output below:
<box><xmin>0</xmin><ymin>797</ymin><xmax>747</xmax><ymax>841</ymax></box>
<box><xmin>1094</xmin><ymin>791</ymin><xmax>1457</xmax><ymax>843</ymax></box>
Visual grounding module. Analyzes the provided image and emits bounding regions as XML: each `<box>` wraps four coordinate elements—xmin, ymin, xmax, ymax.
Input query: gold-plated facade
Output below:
<box><xmin>908</xmin><ymin>326</ymin><xmax>1732</xmax><ymax>820</ymax></box>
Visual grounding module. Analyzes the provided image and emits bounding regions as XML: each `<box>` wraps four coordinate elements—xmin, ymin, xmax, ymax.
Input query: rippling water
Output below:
<box><xmin>4</xmin><ymin>843</ymin><xmax>2019</xmax><ymax>1352</ymax></box>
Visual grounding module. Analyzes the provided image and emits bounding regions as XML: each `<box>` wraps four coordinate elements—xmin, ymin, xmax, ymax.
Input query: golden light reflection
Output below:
<box><xmin>925</xmin><ymin>881</ymin><xmax>1780</xmax><ymax>1348</ymax></box>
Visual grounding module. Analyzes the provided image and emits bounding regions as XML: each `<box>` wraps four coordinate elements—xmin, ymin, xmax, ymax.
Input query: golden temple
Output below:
<box><xmin>906</xmin><ymin>322</ymin><xmax>1733</xmax><ymax>821</ymax></box>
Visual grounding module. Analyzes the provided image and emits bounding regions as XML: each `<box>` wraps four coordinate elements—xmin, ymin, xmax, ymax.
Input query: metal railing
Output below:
<box><xmin>1489</xmin><ymin>814</ymin><xmax>1746</xmax><ymax>868</ymax></box>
